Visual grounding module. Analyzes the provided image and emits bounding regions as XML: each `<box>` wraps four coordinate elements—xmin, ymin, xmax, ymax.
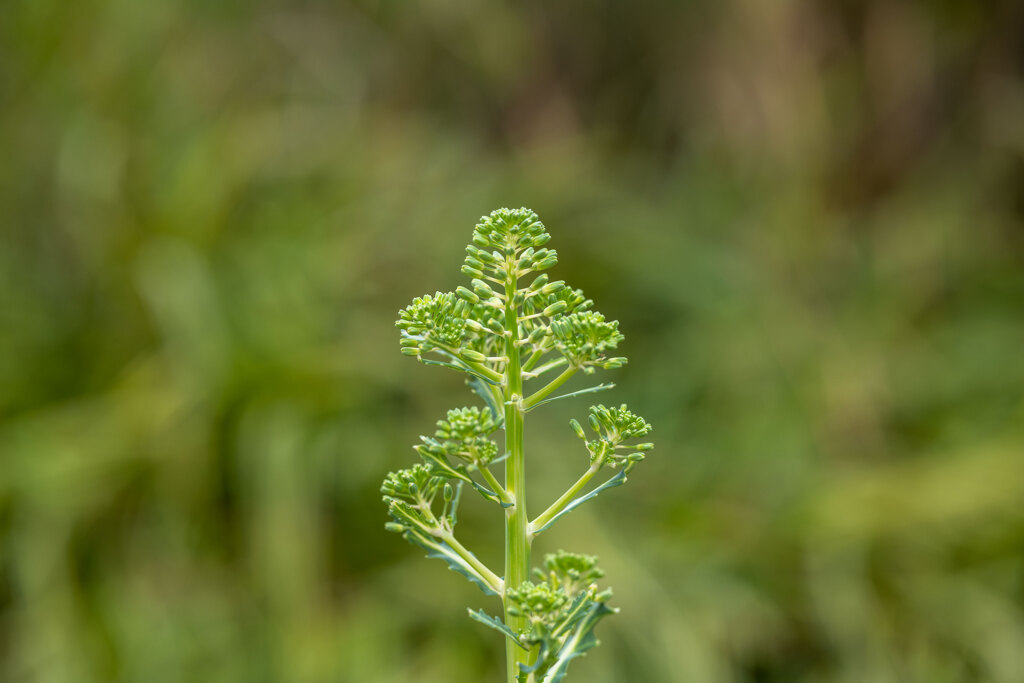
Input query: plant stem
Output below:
<box><xmin>503</xmin><ymin>273</ymin><xmax>530</xmax><ymax>682</ymax></box>
<box><xmin>528</xmin><ymin>463</ymin><xmax>599</xmax><ymax>537</ymax></box>
<box><xmin>522</xmin><ymin>366</ymin><xmax>577</xmax><ymax>410</ymax></box>
<box><xmin>439</xmin><ymin>531</ymin><xmax>503</xmax><ymax>594</ymax></box>
<box><xmin>478</xmin><ymin>465</ymin><xmax>512</xmax><ymax>505</ymax></box>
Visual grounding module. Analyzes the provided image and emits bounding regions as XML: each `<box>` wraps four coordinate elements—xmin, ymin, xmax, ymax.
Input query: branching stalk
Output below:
<box><xmin>529</xmin><ymin>462</ymin><xmax>600</xmax><ymax>538</ymax></box>
<box><xmin>385</xmin><ymin>208</ymin><xmax>652</xmax><ymax>683</ymax></box>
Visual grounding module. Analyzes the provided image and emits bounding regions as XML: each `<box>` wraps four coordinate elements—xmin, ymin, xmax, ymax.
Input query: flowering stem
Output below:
<box><xmin>503</xmin><ymin>271</ymin><xmax>531</xmax><ymax>682</ymax></box>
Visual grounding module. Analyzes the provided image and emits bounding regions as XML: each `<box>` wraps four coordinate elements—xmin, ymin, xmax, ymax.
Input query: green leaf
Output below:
<box><xmin>400</xmin><ymin>526</ymin><xmax>499</xmax><ymax>596</ymax></box>
<box><xmin>467</xmin><ymin>609</ymin><xmax>528</xmax><ymax>649</ymax></box>
<box><xmin>523</xmin><ymin>382</ymin><xmax>615</xmax><ymax>411</ymax></box>
<box><xmin>540</xmin><ymin>600</ymin><xmax>616</xmax><ymax>683</ymax></box>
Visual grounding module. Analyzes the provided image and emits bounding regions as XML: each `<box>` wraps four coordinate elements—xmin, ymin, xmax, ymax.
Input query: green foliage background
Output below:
<box><xmin>2</xmin><ymin>1</ymin><xmax>1023</xmax><ymax>681</ymax></box>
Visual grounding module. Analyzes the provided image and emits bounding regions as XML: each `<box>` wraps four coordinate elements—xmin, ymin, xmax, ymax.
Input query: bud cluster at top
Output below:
<box><xmin>462</xmin><ymin>208</ymin><xmax>558</xmax><ymax>284</ymax></box>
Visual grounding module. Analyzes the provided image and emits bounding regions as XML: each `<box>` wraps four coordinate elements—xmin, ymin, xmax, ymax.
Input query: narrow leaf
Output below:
<box><xmin>467</xmin><ymin>609</ymin><xmax>528</xmax><ymax>649</ymax></box>
<box><xmin>541</xmin><ymin>601</ymin><xmax>616</xmax><ymax>683</ymax></box>
<box><xmin>401</xmin><ymin>528</ymin><xmax>499</xmax><ymax>596</ymax></box>
<box><xmin>524</xmin><ymin>383</ymin><xmax>615</xmax><ymax>411</ymax></box>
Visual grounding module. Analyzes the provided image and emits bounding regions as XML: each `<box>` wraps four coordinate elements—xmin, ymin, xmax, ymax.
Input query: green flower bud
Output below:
<box><xmin>443</xmin><ymin>483</ymin><xmax>454</xmax><ymax>502</ymax></box>
<box><xmin>542</xmin><ymin>301</ymin><xmax>568</xmax><ymax>317</ymax></box>
<box><xmin>460</xmin><ymin>349</ymin><xmax>487</xmax><ymax>363</ymax></box>
<box><xmin>471</xmin><ymin>279</ymin><xmax>493</xmax><ymax>298</ymax></box>
<box><xmin>569</xmin><ymin>419</ymin><xmax>586</xmax><ymax>440</ymax></box>
<box><xmin>465</xmin><ymin>256</ymin><xmax>485</xmax><ymax>270</ymax></box>
<box><xmin>541</xmin><ymin>280</ymin><xmax>565</xmax><ymax>295</ymax></box>
<box><xmin>384</xmin><ymin>522</ymin><xmax>405</xmax><ymax>533</ymax></box>
<box><xmin>530</xmin><ymin>274</ymin><xmax>549</xmax><ymax>291</ymax></box>
<box><xmin>588</xmin><ymin>414</ymin><xmax>601</xmax><ymax>432</ymax></box>
<box><xmin>456</xmin><ymin>286</ymin><xmax>480</xmax><ymax>304</ymax></box>
<box><xmin>462</xmin><ymin>264</ymin><xmax>483</xmax><ymax>279</ymax></box>
<box><xmin>634</xmin><ymin>443</ymin><xmax>654</xmax><ymax>451</ymax></box>
<box><xmin>401</xmin><ymin>347</ymin><xmax>420</xmax><ymax>356</ymax></box>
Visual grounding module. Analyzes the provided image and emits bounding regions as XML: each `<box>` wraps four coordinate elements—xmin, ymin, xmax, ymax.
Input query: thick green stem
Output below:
<box><xmin>503</xmin><ymin>275</ymin><xmax>531</xmax><ymax>682</ymax></box>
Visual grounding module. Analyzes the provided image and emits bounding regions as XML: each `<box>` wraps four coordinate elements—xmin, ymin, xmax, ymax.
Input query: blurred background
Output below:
<box><xmin>2</xmin><ymin>0</ymin><xmax>1023</xmax><ymax>681</ymax></box>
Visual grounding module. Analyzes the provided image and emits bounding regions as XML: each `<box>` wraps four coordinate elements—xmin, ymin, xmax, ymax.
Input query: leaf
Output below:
<box><xmin>524</xmin><ymin>383</ymin><xmax>615</xmax><ymax>411</ymax></box>
<box><xmin>468</xmin><ymin>375</ymin><xmax>505</xmax><ymax>422</ymax></box>
<box><xmin>532</xmin><ymin>468</ymin><xmax>630</xmax><ymax>536</ymax></box>
<box><xmin>400</xmin><ymin>527</ymin><xmax>499</xmax><ymax>596</ymax></box>
<box><xmin>467</xmin><ymin>609</ymin><xmax>528</xmax><ymax>649</ymax></box>
<box><xmin>540</xmin><ymin>600</ymin><xmax>616</xmax><ymax>683</ymax></box>
<box><xmin>468</xmin><ymin>478</ymin><xmax>515</xmax><ymax>508</ymax></box>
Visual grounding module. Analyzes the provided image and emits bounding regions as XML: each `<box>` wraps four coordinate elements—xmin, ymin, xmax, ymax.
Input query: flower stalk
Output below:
<box><xmin>383</xmin><ymin>208</ymin><xmax>654</xmax><ymax>682</ymax></box>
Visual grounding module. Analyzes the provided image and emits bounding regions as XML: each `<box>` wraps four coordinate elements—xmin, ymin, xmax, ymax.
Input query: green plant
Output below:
<box><xmin>383</xmin><ymin>208</ymin><xmax>654</xmax><ymax>682</ymax></box>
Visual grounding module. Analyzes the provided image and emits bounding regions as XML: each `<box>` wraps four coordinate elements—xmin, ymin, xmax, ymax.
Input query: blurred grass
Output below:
<box><xmin>2</xmin><ymin>0</ymin><xmax>1024</xmax><ymax>681</ymax></box>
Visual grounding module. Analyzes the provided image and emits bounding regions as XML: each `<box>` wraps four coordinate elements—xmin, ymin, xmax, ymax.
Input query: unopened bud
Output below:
<box><xmin>460</xmin><ymin>349</ymin><xmax>487</xmax><ymax>363</ymax></box>
<box><xmin>569</xmin><ymin>419</ymin><xmax>586</xmax><ymax>439</ymax></box>
<box><xmin>443</xmin><ymin>483</ymin><xmax>454</xmax><ymax>502</ymax></box>
<box><xmin>626</xmin><ymin>453</ymin><xmax>646</xmax><ymax>462</ymax></box>
<box><xmin>384</xmin><ymin>522</ymin><xmax>406</xmax><ymax>533</ymax></box>
<box><xmin>456</xmin><ymin>286</ymin><xmax>480</xmax><ymax>304</ymax></box>
<box><xmin>541</xmin><ymin>280</ymin><xmax>565</xmax><ymax>295</ymax></box>
<box><xmin>530</xmin><ymin>274</ymin><xmax>549</xmax><ymax>291</ymax></box>
<box><xmin>634</xmin><ymin>443</ymin><xmax>654</xmax><ymax>451</ymax></box>
<box><xmin>542</xmin><ymin>301</ymin><xmax>567</xmax><ymax>317</ymax></box>
<box><xmin>471</xmin><ymin>279</ymin><xmax>493</xmax><ymax>299</ymax></box>
<box><xmin>465</xmin><ymin>256</ymin><xmax>484</xmax><ymax>270</ymax></box>
<box><xmin>461</xmin><ymin>264</ymin><xmax>483</xmax><ymax>279</ymax></box>
<box><xmin>401</xmin><ymin>347</ymin><xmax>420</xmax><ymax>356</ymax></box>
<box><xmin>588</xmin><ymin>414</ymin><xmax>601</xmax><ymax>432</ymax></box>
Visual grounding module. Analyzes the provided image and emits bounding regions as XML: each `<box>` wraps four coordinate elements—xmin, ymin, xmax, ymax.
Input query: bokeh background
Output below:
<box><xmin>2</xmin><ymin>0</ymin><xmax>1024</xmax><ymax>681</ymax></box>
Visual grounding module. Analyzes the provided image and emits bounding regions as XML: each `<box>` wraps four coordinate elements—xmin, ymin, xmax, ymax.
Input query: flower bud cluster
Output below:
<box><xmin>550</xmin><ymin>311</ymin><xmax>626</xmax><ymax>371</ymax></box>
<box><xmin>419</xmin><ymin>406</ymin><xmax>501</xmax><ymax>466</ymax></box>
<box><xmin>506</xmin><ymin>552</ymin><xmax>612</xmax><ymax>654</ymax></box>
<box><xmin>380</xmin><ymin>462</ymin><xmax>444</xmax><ymax>502</ymax></box>
<box><xmin>471</xmin><ymin>207</ymin><xmax>551</xmax><ymax>253</ymax></box>
<box><xmin>396</xmin><ymin>291</ymin><xmax>468</xmax><ymax>352</ymax></box>
<box><xmin>570</xmin><ymin>404</ymin><xmax>654</xmax><ymax>469</ymax></box>
<box><xmin>463</xmin><ymin>208</ymin><xmax>558</xmax><ymax>283</ymax></box>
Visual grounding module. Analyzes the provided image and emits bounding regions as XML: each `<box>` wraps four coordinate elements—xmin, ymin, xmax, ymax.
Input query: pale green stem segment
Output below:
<box><xmin>438</xmin><ymin>530</ymin><xmax>504</xmax><ymax>594</ymax></box>
<box><xmin>528</xmin><ymin>462</ymin><xmax>599</xmax><ymax>538</ymax></box>
<box><xmin>522</xmin><ymin>366</ymin><xmax>577</xmax><ymax>411</ymax></box>
<box><xmin>478</xmin><ymin>465</ymin><xmax>513</xmax><ymax>505</ymax></box>
<box><xmin>503</xmin><ymin>271</ymin><xmax>532</xmax><ymax>682</ymax></box>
